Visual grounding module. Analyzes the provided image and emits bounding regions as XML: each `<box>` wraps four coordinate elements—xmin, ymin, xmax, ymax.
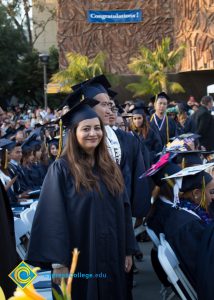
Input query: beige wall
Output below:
<box><xmin>32</xmin><ymin>0</ymin><xmax>57</xmax><ymax>52</ymax></box>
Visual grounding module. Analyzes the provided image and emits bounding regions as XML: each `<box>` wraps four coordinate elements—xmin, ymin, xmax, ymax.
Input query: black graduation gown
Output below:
<box><xmin>176</xmin><ymin>117</ymin><xmax>196</xmax><ymax>135</ymax></box>
<box><xmin>191</xmin><ymin>106</ymin><xmax>214</xmax><ymax>150</ymax></box>
<box><xmin>147</xmin><ymin>199</ymin><xmax>206</xmax><ymax>289</ymax></box>
<box><xmin>8</xmin><ymin>162</ymin><xmax>30</xmax><ymax>193</ymax></box>
<box><xmin>150</xmin><ymin>114</ymin><xmax>177</xmax><ymax>147</ymax></box>
<box><xmin>27</xmin><ymin>158</ymin><xmax>136</xmax><ymax>300</ymax></box>
<box><xmin>0</xmin><ymin>180</ymin><xmax>18</xmax><ymax>298</ymax></box>
<box><xmin>114</xmin><ymin>129</ymin><xmax>151</xmax><ymax>218</ymax></box>
<box><xmin>196</xmin><ymin>223</ymin><xmax>214</xmax><ymax>300</ymax></box>
<box><xmin>133</xmin><ymin>128</ymin><xmax>162</xmax><ymax>166</ymax></box>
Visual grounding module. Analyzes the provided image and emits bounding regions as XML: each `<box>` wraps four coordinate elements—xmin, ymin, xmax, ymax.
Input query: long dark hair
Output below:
<box><xmin>130</xmin><ymin>114</ymin><xmax>150</xmax><ymax>138</ymax></box>
<box><xmin>61</xmin><ymin>118</ymin><xmax>124</xmax><ymax>196</ymax></box>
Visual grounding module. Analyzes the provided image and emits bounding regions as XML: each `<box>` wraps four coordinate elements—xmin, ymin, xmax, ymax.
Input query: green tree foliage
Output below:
<box><xmin>0</xmin><ymin>5</ymin><xmax>28</xmax><ymax>95</ymax></box>
<box><xmin>127</xmin><ymin>37</ymin><xmax>186</xmax><ymax>97</ymax></box>
<box><xmin>50</xmin><ymin>51</ymin><xmax>108</xmax><ymax>93</ymax></box>
<box><xmin>12</xmin><ymin>47</ymin><xmax>59</xmax><ymax>106</ymax></box>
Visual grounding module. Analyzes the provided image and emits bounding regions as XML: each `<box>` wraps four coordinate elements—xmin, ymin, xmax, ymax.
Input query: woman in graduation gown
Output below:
<box><xmin>27</xmin><ymin>102</ymin><xmax>136</xmax><ymax>300</ymax></box>
<box><xmin>129</xmin><ymin>102</ymin><xmax>162</xmax><ymax>166</ymax></box>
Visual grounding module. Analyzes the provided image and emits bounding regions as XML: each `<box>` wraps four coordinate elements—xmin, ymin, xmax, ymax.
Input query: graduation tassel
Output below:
<box><xmin>57</xmin><ymin>119</ymin><xmax>63</xmax><ymax>159</ymax></box>
<box><xmin>4</xmin><ymin>149</ymin><xmax>8</xmax><ymax>170</ymax></box>
<box><xmin>165</xmin><ymin>173</ymin><xmax>174</xmax><ymax>189</ymax></box>
<box><xmin>181</xmin><ymin>158</ymin><xmax>185</xmax><ymax>169</ymax></box>
<box><xmin>199</xmin><ymin>176</ymin><xmax>206</xmax><ymax>210</ymax></box>
<box><xmin>166</xmin><ymin>115</ymin><xmax>169</xmax><ymax>144</ymax></box>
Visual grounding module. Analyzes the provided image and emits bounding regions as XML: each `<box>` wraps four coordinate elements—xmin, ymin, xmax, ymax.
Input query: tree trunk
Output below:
<box><xmin>23</xmin><ymin>0</ymin><xmax>33</xmax><ymax>48</ymax></box>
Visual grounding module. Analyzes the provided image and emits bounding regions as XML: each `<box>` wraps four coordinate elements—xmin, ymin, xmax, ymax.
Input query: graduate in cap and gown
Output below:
<box><xmin>129</xmin><ymin>101</ymin><xmax>162</xmax><ymax>166</ymax></box>
<box><xmin>71</xmin><ymin>75</ymin><xmax>151</xmax><ymax>218</ymax></box>
<box><xmin>27</xmin><ymin>99</ymin><xmax>136</xmax><ymax>300</ymax></box>
<box><xmin>150</xmin><ymin>93</ymin><xmax>177</xmax><ymax>147</ymax></box>
<box><xmin>145</xmin><ymin>156</ymin><xmax>214</xmax><ymax>294</ymax></box>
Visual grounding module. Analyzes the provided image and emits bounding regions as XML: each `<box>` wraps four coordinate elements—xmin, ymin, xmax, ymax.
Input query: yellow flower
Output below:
<box><xmin>0</xmin><ymin>287</ymin><xmax>6</xmax><ymax>300</ymax></box>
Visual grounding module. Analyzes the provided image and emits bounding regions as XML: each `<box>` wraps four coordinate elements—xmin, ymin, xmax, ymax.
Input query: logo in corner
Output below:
<box><xmin>8</xmin><ymin>261</ymin><xmax>37</xmax><ymax>289</ymax></box>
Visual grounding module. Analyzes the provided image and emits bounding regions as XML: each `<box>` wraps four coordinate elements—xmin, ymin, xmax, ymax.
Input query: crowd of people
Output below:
<box><xmin>1</xmin><ymin>74</ymin><xmax>214</xmax><ymax>299</ymax></box>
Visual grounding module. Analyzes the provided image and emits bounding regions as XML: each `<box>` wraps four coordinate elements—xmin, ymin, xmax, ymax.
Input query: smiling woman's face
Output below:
<box><xmin>76</xmin><ymin>118</ymin><xmax>103</xmax><ymax>154</ymax></box>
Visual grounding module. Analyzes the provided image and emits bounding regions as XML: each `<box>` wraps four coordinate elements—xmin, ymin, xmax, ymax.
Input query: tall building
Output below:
<box><xmin>32</xmin><ymin>0</ymin><xmax>57</xmax><ymax>52</ymax></box>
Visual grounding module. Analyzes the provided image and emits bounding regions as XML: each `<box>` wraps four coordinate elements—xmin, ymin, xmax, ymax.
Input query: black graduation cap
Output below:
<box><xmin>57</xmin><ymin>88</ymin><xmax>83</xmax><ymax>111</ymax></box>
<box><xmin>176</xmin><ymin>152</ymin><xmax>203</xmax><ymax>167</ymax></box>
<box><xmin>61</xmin><ymin>99</ymin><xmax>99</xmax><ymax>128</ymax></box>
<box><xmin>47</xmin><ymin>137</ymin><xmax>59</xmax><ymax>147</ymax></box>
<box><xmin>128</xmin><ymin>101</ymin><xmax>150</xmax><ymax>116</ymax></box>
<box><xmin>22</xmin><ymin>140</ymin><xmax>42</xmax><ymax>153</ymax></box>
<box><xmin>21</xmin><ymin>127</ymin><xmax>42</xmax><ymax>150</ymax></box>
<box><xmin>71</xmin><ymin>74</ymin><xmax>111</xmax><ymax>98</ymax></box>
<box><xmin>152</xmin><ymin>162</ymin><xmax>181</xmax><ymax>187</ymax></box>
<box><xmin>163</xmin><ymin>163</ymin><xmax>214</xmax><ymax>193</ymax></box>
<box><xmin>107</xmin><ymin>88</ymin><xmax>117</xmax><ymax>99</ymax></box>
<box><xmin>151</xmin><ymin>92</ymin><xmax>170</xmax><ymax>103</ymax></box>
<box><xmin>181</xmin><ymin>171</ymin><xmax>213</xmax><ymax>193</ymax></box>
<box><xmin>0</xmin><ymin>139</ymin><xmax>16</xmax><ymax>151</ymax></box>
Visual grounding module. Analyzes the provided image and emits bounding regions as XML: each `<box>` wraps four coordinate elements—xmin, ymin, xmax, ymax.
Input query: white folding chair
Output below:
<box><xmin>30</xmin><ymin>200</ymin><xmax>39</xmax><ymax>211</ymax></box>
<box><xmin>159</xmin><ymin>234</ymin><xmax>197</xmax><ymax>300</ymax></box>
<box><xmin>20</xmin><ymin>207</ymin><xmax>36</xmax><ymax>232</ymax></box>
<box><xmin>14</xmin><ymin>217</ymin><xmax>30</xmax><ymax>260</ymax></box>
<box><xmin>158</xmin><ymin>241</ymin><xmax>198</xmax><ymax>300</ymax></box>
<box><xmin>145</xmin><ymin>225</ymin><xmax>160</xmax><ymax>248</ymax></box>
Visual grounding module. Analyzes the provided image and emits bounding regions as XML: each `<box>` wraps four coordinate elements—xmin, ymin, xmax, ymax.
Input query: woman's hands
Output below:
<box><xmin>125</xmin><ymin>255</ymin><xmax>133</xmax><ymax>273</ymax></box>
<box><xmin>52</xmin><ymin>266</ymin><xmax>69</xmax><ymax>285</ymax></box>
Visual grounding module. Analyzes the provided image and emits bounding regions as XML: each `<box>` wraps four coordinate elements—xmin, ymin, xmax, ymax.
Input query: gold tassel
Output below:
<box><xmin>166</xmin><ymin>115</ymin><xmax>169</xmax><ymax>144</ymax></box>
<box><xmin>4</xmin><ymin>149</ymin><xmax>8</xmax><ymax>170</ymax></box>
<box><xmin>181</xmin><ymin>158</ymin><xmax>185</xmax><ymax>169</ymax></box>
<box><xmin>199</xmin><ymin>176</ymin><xmax>206</xmax><ymax>210</ymax></box>
<box><xmin>164</xmin><ymin>173</ymin><xmax>174</xmax><ymax>188</ymax></box>
<box><xmin>56</xmin><ymin>119</ymin><xmax>63</xmax><ymax>159</ymax></box>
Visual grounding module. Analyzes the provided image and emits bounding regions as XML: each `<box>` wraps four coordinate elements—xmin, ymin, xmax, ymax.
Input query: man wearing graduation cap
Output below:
<box><xmin>150</xmin><ymin>92</ymin><xmax>177</xmax><ymax>147</ymax></box>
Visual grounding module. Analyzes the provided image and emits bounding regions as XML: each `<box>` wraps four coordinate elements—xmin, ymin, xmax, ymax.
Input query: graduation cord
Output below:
<box><xmin>150</xmin><ymin>113</ymin><xmax>169</xmax><ymax>144</ymax></box>
<box><xmin>4</xmin><ymin>149</ymin><xmax>8</xmax><ymax>170</ymax></box>
<box><xmin>181</xmin><ymin>157</ymin><xmax>186</xmax><ymax>169</ymax></box>
<box><xmin>199</xmin><ymin>176</ymin><xmax>206</xmax><ymax>210</ymax></box>
<box><xmin>57</xmin><ymin>119</ymin><xmax>63</xmax><ymax>159</ymax></box>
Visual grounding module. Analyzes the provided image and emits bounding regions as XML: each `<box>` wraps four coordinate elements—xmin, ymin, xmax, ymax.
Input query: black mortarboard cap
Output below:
<box><xmin>157</xmin><ymin>92</ymin><xmax>170</xmax><ymax>101</ymax></box>
<box><xmin>72</xmin><ymin>74</ymin><xmax>111</xmax><ymax>98</ymax></box>
<box><xmin>61</xmin><ymin>101</ymin><xmax>99</xmax><ymax>128</ymax></box>
<box><xmin>152</xmin><ymin>162</ymin><xmax>181</xmax><ymax>187</ymax></box>
<box><xmin>21</xmin><ymin>127</ymin><xmax>42</xmax><ymax>150</ymax></box>
<box><xmin>129</xmin><ymin>101</ymin><xmax>150</xmax><ymax>116</ymax></box>
<box><xmin>47</xmin><ymin>138</ymin><xmax>59</xmax><ymax>147</ymax></box>
<box><xmin>108</xmin><ymin>88</ymin><xmax>117</xmax><ymax>99</ymax></box>
<box><xmin>181</xmin><ymin>171</ymin><xmax>212</xmax><ymax>192</ymax></box>
<box><xmin>57</xmin><ymin>88</ymin><xmax>83</xmax><ymax>111</ymax></box>
<box><xmin>176</xmin><ymin>152</ymin><xmax>203</xmax><ymax>167</ymax></box>
<box><xmin>151</xmin><ymin>92</ymin><xmax>170</xmax><ymax>103</ymax></box>
<box><xmin>0</xmin><ymin>138</ymin><xmax>16</xmax><ymax>151</ymax></box>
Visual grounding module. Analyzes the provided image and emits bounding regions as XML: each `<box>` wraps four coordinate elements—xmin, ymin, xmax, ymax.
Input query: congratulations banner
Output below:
<box><xmin>88</xmin><ymin>9</ymin><xmax>142</xmax><ymax>24</ymax></box>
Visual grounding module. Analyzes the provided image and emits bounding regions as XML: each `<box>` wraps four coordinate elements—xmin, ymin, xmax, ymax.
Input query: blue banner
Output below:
<box><xmin>88</xmin><ymin>9</ymin><xmax>142</xmax><ymax>24</ymax></box>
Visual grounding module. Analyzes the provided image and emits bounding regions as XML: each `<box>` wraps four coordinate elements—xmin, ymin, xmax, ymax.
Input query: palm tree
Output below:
<box><xmin>50</xmin><ymin>51</ymin><xmax>107</xmax><ymax>93</ymax></box>
<box><xmin>126</xmin><ymin>37</ymin><xmax>186</xmax><ymax>97</ymax></box>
